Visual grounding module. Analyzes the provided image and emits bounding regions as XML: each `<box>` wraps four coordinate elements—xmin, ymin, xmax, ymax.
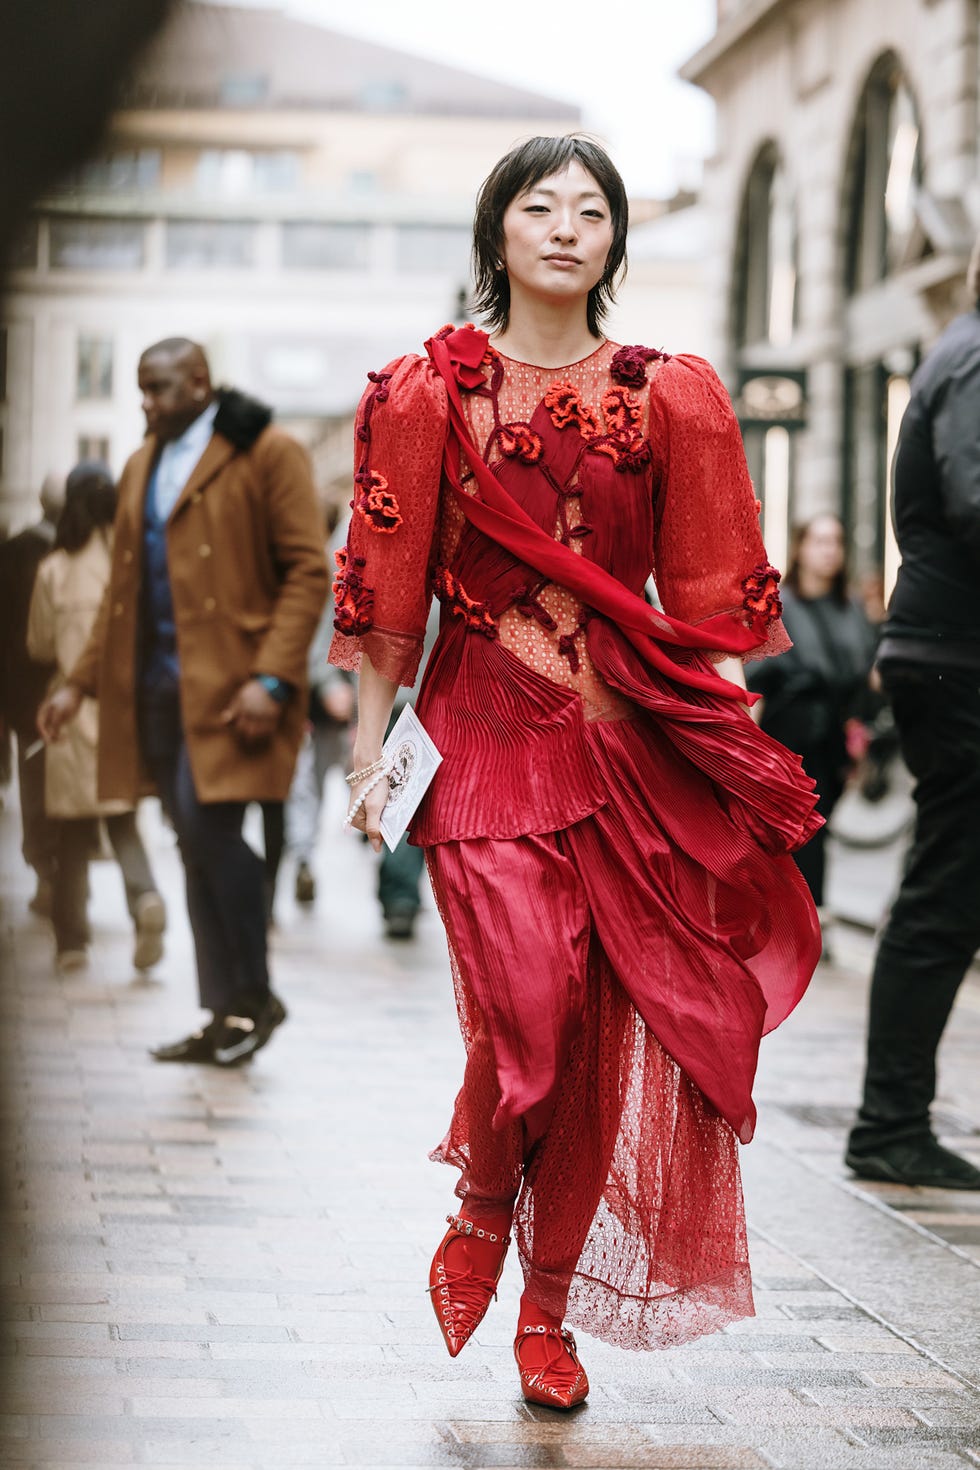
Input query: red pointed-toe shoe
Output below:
<box><xmin>428</xmin><ymin>1213</ymin><xmax>510</xmax><ymax>1357</ymax></box>
<box><xmin>514</xmin><ymin>1324</ymin><xmax>590</xmax><ymax>1409</ymax></box>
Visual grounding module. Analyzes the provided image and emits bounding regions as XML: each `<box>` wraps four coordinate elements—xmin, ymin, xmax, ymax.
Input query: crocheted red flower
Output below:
<box><xmin>354</xmin><ymin>469</ymin><xmax>402</xmax><ymax>534</ymax></box>
<box><xmin>544</xmin><ymin>382</ymin><xmax>600</xmax><ymax>437</ymax></box>
<box><xmin>498</xmin><ymin>423</ymin><xmax>543</xmax><ymax>463</ymax></box>
<box><xmin>432</xmin><ymin>323</ymin><xmax>491</xmax><ymax>391</ymax></box>
<box><xmin>601</xmin><ymin>386</ymin><xmax>642</xmax><ymax>434</ymax></box>
<box><xmin>333</xmin><ymin>549</ymin><xmax>375</xmax><ymax>636</ymax></box>
<box><xmin>432</xmin><ymin>565</ymin><xmax>498</xmax><ymax>639</ymax></box>
<box><xmin>609</xmin><ymin>344</ymin><xmax>668</xmax><ymax>388</ymax></box>
<box><xmin>741</xmin><ymin>561</ymin><xmax>783</xmax><ymax>624</ymax></box>
<box><xmin>591</xmin><ymin>431</ymin><xmax>651</xmax><ymax>474</ymax></box>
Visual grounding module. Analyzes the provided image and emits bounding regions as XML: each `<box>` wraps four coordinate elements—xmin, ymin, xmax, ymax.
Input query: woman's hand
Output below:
<box><xmin>347</xmin><ymin>768</ymin><xmax>390</xmax><ymax>853</ymax></box>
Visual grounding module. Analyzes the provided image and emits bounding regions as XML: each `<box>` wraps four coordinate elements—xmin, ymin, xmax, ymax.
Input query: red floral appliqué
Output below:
<box><xmin>497</xmin><ymin>422</ymin><xmax>543</xmax><ymax>464</ymax></box>
<box><xmin>432</xmin><ymin>565</ymin><xmax>498</xmax><ymax>639</ymax></box>
<box><xmin>354</xmin><ymin>469</ymin><xmax>402</xmax><ymax>534</ymax></box>
<box><xmin>740</xmin><ymin>561</ymin><xmax>783</xmax><ymax>626</ymax></box>
<box><xmin>601</xmin><ymin>386</ymin><xmax>643</xmax><ymax>434</ymax></box>
<box><xmin>544</xmin><ymin>382</ymin><xmax>600</xmax><ymax>437</ymax></box>
<box><xmin>590</xmin><ymin>432</ymin><xmax>652</xmax><ymax>474</ymax></box>
<box><xmin>610</xmin><ymin>344</ymin><xmax>669</xmax><ymax>388</ymax></box>
<box><xmin>332</xmin><ymin>547</ymin><xmax>375</xmax><ymax>637</ymax></box>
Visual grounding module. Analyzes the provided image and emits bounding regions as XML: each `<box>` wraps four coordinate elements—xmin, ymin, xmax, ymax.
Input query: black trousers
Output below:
<box><xmin>849</xmin><ymin>662</ymin><xmax>980</xmax><ymax>1153</ymax></box>
<box><xmin>791</xmin><ymin>743</ymin><xmax>845</xmax><ymax>908</ymax></box>
<box><xmin>51</xmin><ymin>811</ymin><xmax>158</xmax><ymax>953</ymax></box>
<box><xmin>139</xmin><ymin>685</ymin><xmax>269</xmax><ymax>1016</ymax></box>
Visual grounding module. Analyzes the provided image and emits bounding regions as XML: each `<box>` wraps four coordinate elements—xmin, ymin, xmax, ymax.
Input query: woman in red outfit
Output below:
<box><xmin>331</xmin><ymin>136</ymin><xmax>821</xmax><ymax>1408</ymax></box>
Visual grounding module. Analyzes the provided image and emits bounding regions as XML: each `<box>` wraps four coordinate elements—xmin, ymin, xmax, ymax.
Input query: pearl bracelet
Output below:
<box><xmin>343</xmin><ymin>766</ymin><xmax>390</xmax><ymax>831</ymax></box>
<box><xmin>345</xmin><ymin>757</ymin><xmax>387</xmax><ymax>788</ymax></box>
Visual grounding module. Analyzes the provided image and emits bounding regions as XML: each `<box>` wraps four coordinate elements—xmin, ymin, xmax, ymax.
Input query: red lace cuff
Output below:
<box><xmin>328</xmin><ymin>627</ymin><xmax>424</xmax><ymax>687</ymax></box>
<box><xmin>700</xmin><ymin>608</ymin><xmax>791</xmax><ymax>662</ymax></box>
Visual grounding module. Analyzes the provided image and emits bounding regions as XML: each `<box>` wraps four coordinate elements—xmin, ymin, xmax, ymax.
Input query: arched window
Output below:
<box><xmin>731</xmin><ymin>144</ymin><xmax>799</xmax><ymax>572</ymax></box>
<box><xmin>845</xmin><ymin>55</ymin><xmax>923</xmax><ymax>294</ymax></box>
<box><xmin>733</xmin><ymin>143</ymin><xmax>798</xmax><ymax>350</ymax></box>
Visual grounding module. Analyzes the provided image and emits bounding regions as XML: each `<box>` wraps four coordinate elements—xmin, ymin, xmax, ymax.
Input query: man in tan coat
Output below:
<box><xmin>40</xmin><ymin>338</ymin><xmax>328</xmax><ymax>1064</ymax></box>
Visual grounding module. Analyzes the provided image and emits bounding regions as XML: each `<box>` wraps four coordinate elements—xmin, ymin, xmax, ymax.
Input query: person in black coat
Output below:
<box><xmin>747</xmin><ymin>514</ymin><xmax>877</xmax><ymax>923</ymax></box>
<box><xmin>844</xmin><ymin>254</ymin><xmax>980</xmax><ymax>1191</ymax></box>
<box><xmin>0</xmin><ymin>476</ymin><xmax>64</xmax><ymax>911</ymax></box>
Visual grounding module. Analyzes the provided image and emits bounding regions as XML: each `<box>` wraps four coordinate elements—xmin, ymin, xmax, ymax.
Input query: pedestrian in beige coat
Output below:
<box><xmin>28</xmin><ymin>463</ymin><xmax>165</xmax><ymax>973</ymax></box>
<box><xmin>39</xmin><ymin>340</ymin><xmax>328</xmax><ymax>1065</ymax></box>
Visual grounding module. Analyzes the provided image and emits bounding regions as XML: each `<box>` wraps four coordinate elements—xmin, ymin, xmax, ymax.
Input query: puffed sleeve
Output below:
<box><xmin>648</xmin><ymin>354</ymin><xmax>790</xmax><ymax>659</ymax></box>
<box><xmin>328</xmin><ymin>353</ymin><xmax>448</xmax><ymax>686</ymax></box>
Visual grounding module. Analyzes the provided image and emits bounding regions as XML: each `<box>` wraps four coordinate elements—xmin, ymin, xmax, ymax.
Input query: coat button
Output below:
<box><xmin>113</xmin><ymin>601</ymin><xmax>124</xmax><ymax>617</ymax></box>
<box><xmin>204</xmin><ymin>596</ymin><xmax>216</xmax><ymax>612</ymax></box>
<box><xmin>198</xmin><ymin>543</ymin><xmax>212</xmax><ymax>557</ymax></box>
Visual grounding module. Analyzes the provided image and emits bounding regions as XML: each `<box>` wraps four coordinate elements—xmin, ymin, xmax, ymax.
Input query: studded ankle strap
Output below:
<box><xmin>446</xmin><ymin>1213</ymin><xmax>511</xmax><ymax>1247</ymax></box>
<box><xmin>519</xmin><ymin>1324</ymin><xmax>577</xmax><ymax>1349</ymax></box>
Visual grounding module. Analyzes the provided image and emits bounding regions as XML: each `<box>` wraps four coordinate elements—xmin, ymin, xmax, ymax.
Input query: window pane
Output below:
<box><xmin>396</xmin><ymin>225</ymin><xmax>470</xmax><ymax>275</ymax></box>
<box><xmin>77</xmin><ymin>336</ymin><xmax>113</xmax><ymax>400</ymax></box>
<box><xmin>64</xmin><ymin>150</ymin><xmax>162</xmax><ymax>193</ymax></box>
<box><xmin>281</xmin><ymin>222</ymin><xmax>370</xmax><ymax>271</ymax></box>
<box><xmin>196</xmin><ymin>149</ymin><xmax>300</xmax><ymax>196</ymax></box>
<box><xmin>50</xmin><ymin>217</ymin><xmax>145</xmax><ymax>270</ymax></box>
<box><xmin>165</xmin><ymin>220</ymin><xmax>256</xmax><ymax>269</ymax></box>
<box><xmin>77</xmin><ymin>435</ymin><xmax>111</xmax><ymax>465</ymax></box>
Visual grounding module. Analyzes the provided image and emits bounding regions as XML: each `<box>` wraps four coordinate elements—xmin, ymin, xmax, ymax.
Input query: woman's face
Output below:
<box><xmin>499</xmin><ymin>159</ymin><xmax>614</xmax><ymax>311</ymax></box>
<box><xmin>799</xmin><ymin>516</ymin><xmax>845</xmax><ymax>581</ymax></box>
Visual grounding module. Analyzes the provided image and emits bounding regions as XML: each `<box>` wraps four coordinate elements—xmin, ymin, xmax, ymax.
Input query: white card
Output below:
<box><xmin>378</xmin><ymin>704</ymin><xmax>443</xmax><ymax>852</ymax></box>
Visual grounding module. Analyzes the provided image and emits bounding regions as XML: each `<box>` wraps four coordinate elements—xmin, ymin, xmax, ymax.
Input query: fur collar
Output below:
<box><xmin>214</xmin><ymin>388</ymin><xmax>273</xmax><ymax>450</ymax></box>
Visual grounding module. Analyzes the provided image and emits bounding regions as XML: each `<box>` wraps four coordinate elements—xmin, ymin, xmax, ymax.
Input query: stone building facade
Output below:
<box><xmin>684</xmin><ymin>0</ymin><xmax>979</xmax><ymax>587</ymax></box>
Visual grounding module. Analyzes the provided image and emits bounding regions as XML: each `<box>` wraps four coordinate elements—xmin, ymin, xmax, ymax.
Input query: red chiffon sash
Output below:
<box><xmin>425</xmin><ymin>333</ymin><xmax>762</xmax><ymax>704</ymax></box>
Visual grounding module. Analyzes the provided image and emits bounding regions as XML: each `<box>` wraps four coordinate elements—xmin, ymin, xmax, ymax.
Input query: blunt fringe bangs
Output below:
<box><xmin>472</xmin><ymin>134</ymin><xmax>629</xmax><ymax>336</ymax></box>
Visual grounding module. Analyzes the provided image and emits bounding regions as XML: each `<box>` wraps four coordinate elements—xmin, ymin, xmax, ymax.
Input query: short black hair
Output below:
<box><xmin>472</xmin><ymin>134</ymin><xmax>629</xmax><ymax>338</ymax></box>
<box><xmin>54</xmin><ymin>462</ymin><xmax>116</xmax><ymax>553</ymax></box>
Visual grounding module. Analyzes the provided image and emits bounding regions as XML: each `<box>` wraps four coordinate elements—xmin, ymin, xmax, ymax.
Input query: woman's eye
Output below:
<box><xmin>524</xmin><ymin>205</ymin><xmax>549</xmax><ymax>214</ymax></box>
<box><xmin>583</xmin><ymin>210</ymin><xmax>606</xmax><ymax>220</ymax></box>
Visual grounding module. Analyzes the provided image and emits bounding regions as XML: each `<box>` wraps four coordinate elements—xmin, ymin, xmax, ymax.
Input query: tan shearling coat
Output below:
<box><xmin>71</xmin><ymin>407</ymin><xmax>329</xmax><ymax>805</ymax></box>
<box><xmin>27</xmin><ymin>530</ymin><xmax>132</xmax><ymax>819</ymax></box>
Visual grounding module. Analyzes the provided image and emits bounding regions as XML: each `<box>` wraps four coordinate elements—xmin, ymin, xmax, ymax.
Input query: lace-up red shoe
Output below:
<box><xmin>427</xmin><ymin>1213</ymin><xmax>510</xmax><ymax>1357</ymax></box>
<box><xmin>514</xmin><ymin>1324</ymin><xmax>589</xmax><ymax>1409</ymax></box>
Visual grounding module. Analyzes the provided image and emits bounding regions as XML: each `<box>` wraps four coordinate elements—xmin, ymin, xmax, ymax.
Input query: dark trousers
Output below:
<box><xmin>849</xmin><ymin>662</ymin><xmax>980</xmax><ymax>1153</ymax></box>
<box><xmin>139</xmin><ymin>686</ymin><xmax>269</xmax><ymax>1015</ymax></box>
<box><xmin>52</xmin><ymin>812</ymin><xmax>158</xmax><ymax>953</ymax></box>
<box><xmin>791</xmin><ymin>744</ymin><xmax>845</xmax><ymax>907</ymax></box>
<box><xmin>16</xmin><ymin>728</ymin><xmax>57</xmax><ymax>881</ymax></box>
<box><xmin>379</xmin><ymin>834</ymin><xmax>425</xmax><ymax>916</ymax></box>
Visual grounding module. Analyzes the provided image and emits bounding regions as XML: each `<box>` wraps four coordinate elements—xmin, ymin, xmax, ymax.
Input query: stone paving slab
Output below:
<box><xmin>2</xmin><ymin>788</ymin><xmax>980</xmax><ymax>1468</ymax></box>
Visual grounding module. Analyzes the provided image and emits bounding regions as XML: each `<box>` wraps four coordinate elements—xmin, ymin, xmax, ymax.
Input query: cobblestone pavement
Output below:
<box><xmin>1</xmin><ymin>782</ymin><xmax>979</xmax><ymax>1469</ymax></box>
